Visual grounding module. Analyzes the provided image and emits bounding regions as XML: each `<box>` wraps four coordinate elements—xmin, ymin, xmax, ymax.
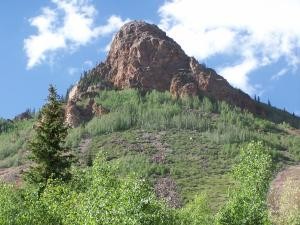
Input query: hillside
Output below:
<box><xmin>66</xmin><ymin>89</ymin><xmax>300</xmax><ymax>209</ymax></box>
<box><xmin>0</xmin><ymin>20</ymin><xmax>300</xmax><ymax>223</ymax></box>
<box><xmin>1</xmin><ymin>89</ymin><xmax>300</xmax><ymax>209</ymax></box>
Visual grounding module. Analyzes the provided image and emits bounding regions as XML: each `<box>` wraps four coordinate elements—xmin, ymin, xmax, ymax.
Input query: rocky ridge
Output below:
<box><xmin>66</xmin><ymin>21</ymin><xmax>263</xmax><ymax>126</ymax></box>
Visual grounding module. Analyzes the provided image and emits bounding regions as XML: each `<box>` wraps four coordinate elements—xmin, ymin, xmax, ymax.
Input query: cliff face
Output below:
<box><xmin>69</xmin><ymin>20</ymin><xmax>263</xmax><ymax>126</ymax></box>
<box><xmin>105</xmin><ymin>21</ymin><xmax>191</xmax><ymax>92</ymax></box>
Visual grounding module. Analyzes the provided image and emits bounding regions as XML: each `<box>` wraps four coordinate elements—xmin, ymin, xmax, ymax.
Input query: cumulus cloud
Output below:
<box><xmin>159</xmin><ymin>0</ymin><xmax>300</xmax><ymax>94</ymax></box>
<box><xmin>219</xmin><ymin>56</ymin><xmax>258</xmax><ymax>94</ymax></box>
<box><xmin>24</xmin><ymin>0</ymin><xmax>129</xmax><ymax>69</ymax></box>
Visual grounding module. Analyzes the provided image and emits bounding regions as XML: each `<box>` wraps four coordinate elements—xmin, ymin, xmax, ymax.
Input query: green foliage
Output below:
<box><xmin>0</xmin><ymin>119</ymin><xmax>33</xmax><ymax>168</ymax></box>
<box><xmin>178</xmin><ymin>194</ymin><xmax>214</xmax><ymax>225</ymax></box>
<box><xmin>0</xmin><ymin>89</ymin><xmax>300</xmax><ymax>224</ymax></box>
<box><xmin>216</xmin><ymin>141</ymin><xmax>273</xmax><ymax>225</ymax></box>
<box><xmin>64</xmin><ymin>89</ymin><xmax>300</xmax><ymax>210</ymax></box>
<box><xmin>0</xmin><ymin>118</ymin><xmax>13</xmax><ymax>134</ymax></box>
<box><xmin>26</xmin><ymin>85</ymin><xmax>73</xmax><ymax>186</ymax></box>
<box><xmin>68</xmin><ymin>89</ymin><xmax>300</xmax><ymax>149</ymax></box>
<box><xmin>0</xmin><ymin>155</ymin><xmax>177</xmax><ymax>225</ymax></box>
<box><xmin>0</xmin><ymin>183</ymin><xmax>21</xmax><ymax>224</ymax></box>
<box><xmin>261</xmin><ymin>102</ymin><xmax>300</xmax><ymax>128</ymax></box>
<box><xmin>66</xmin><ymin>90</ymin><xmax>214</xmax><ymax>147</ymax></box>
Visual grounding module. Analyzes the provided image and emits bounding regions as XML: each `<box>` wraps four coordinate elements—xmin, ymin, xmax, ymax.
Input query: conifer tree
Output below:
<box><xmin>26</xmin><ymin>85</ymin><xmax>73</xmax><ymax>186</ymax></box>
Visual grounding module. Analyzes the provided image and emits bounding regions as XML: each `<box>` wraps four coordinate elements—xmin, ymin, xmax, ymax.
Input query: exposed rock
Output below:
<box><xmin>170</xmin><ymin>73</ymin><xmax>198</xmax><ymax>98</ymax></box>
<box><xmin>65</xmin><ymin>100</ymin><xmax>82</xmax><ymax>128</ymax></box>
<box><xmin>68</xmin><ymin>84</ymin><xmax>79</xmax><ymax>102</ymax></box>
<box><xmin>189</xmin><ymin>57</ymin><xmax>260</xmax><ymax>113</ymax></box>
<box><xmin>105</xmin><ymin>21</ymin><xmax>190</xmax><ymax>92</ymax></box>
<box><xmin>65</xmin><ymin>99</ymin><xmax>110</xmax><ymax>128</ymax></box>
<box><xmin>65</xmin><ymin>20</ymin><xmax>266</xmax><ymax>126</ymax></box>
<box><xmin>75</xmin><ymin>20</ymin><xmax>264</xmax><ymax>115</ymax></box>
<box><xmin>92</xmin><ymin>102</ymin><xmax>110</xmax><ymax>117</ymax></box>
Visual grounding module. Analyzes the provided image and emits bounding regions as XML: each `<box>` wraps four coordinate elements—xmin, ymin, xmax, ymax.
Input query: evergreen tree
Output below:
<box><xmin>26</xmin><ymin>85</ymin><xmax>73</xmax><ymax>187</ymax></box>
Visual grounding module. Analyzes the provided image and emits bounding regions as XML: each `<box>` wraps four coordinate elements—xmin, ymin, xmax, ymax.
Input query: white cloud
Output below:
<box><xmin>67</xmin><ymin>67</ymin><xmax>79</xmax><ymax>76</ymax></box>
<box><xmin>271</xmin><ymin>68</ymin><xmax>289</xmax><ymax>81</ymax></box>
<box><xmin>219</xmin><ymin>56</ymin><xmax>258</xmax><ymax>95</ymax></box>
<box><xmin>83</xmin><ymin>60</ymin><xmax>93</xmax><ymax>67</ymax></box>
<box><xmin>24</xmin><ymin>0</ymin><xmax>129</xmax><ymax>69</ymax></box>
<box><xmin>159</xmin><ymin>0</ymin><xmax>300</xmax><ymax>94</ymax></box>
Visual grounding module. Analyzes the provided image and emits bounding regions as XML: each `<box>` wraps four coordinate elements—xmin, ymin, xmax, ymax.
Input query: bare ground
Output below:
<box><xmin>78</xmin><ymin>137</ymin><xmax>92</xmax><ymax>166</ymax></box>
<box><xmin>139</xmin><ymin>131</ymin><xmax>182</xmax><ymax>207</ymax></box>
<box><xmin>268</xmin><ymin>165</ymin><xmax>300</xmax><ymax>218</ymax></box>
<box><xmin>0</xmin><ymin>165</ymin><xmax>28</xmax><ymax>186</ymax></box>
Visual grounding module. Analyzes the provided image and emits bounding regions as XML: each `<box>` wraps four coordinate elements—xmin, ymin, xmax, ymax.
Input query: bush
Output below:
<box><xmin>178</xmin><ymin>194</ymin><xmax>214</xmax><ymax>225</ymax></box>
<box><xmin>216</xmin><ymin>141</ymin><xmax>273</xmax><ymax>225</ymax></box>
<box><xmin>0</xmin><ymin>155</ymin><xmax>177</xmax><ymax>225</ymax></box>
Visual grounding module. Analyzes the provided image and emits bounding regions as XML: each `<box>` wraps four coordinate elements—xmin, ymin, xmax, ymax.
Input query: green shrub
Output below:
<box><xmin>216</xmin><ymin>141</ymin><xmax>273</xmax><ymax>225</ymax></box>
<box><xmin>0</xmin><ymin>119</ymin><xmax>33</xmax><ymax>167</ymax></box>
<box><xmin>0</xmin><ymin>155</ymin><xmax>177</xmax><ymax>225</ymax></box>
<box><xmin>178</xmin><ymin>194</ymin><xmax>214</xmax><ymax>225</ymax></box>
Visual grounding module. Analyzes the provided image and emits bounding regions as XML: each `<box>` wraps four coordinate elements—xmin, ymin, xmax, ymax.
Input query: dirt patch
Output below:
<box><xmin>141</xmin><ymin>131</ymin><xmax>170</xmax><ymax>164</ymax></box>
<box><xmin>268</xmin><ymin>165</ymin><xmax>300</xmax><ymax>222</ymax></box>
<box><xmin>0</xmin><ymin>165</ymin><xmax>28</xmax><ymax>186</ymax></box>
<box><xmin>140</xmin><ymin>131</ymin><xmax>182</xmax><ymax>207</ymax></box>
<box><xmin>286</xmin><ymin>128</ymin><xmax>300</xmax><ymax>136</ymax></box>
<box><xmin>78</xmin><ymin>137</ymin><xmax>92</xmax><ymax>166</ymax></box>
<box><xmin>155</xmin><ymin>177</ymin><xmax>182</xmax><ymax>208</ymax></box>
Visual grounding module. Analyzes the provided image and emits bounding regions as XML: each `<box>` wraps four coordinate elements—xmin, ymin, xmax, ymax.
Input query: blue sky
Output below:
<box><xmin>0</xmin><ymin>0</ymin><xmax>299</xmax><ymax>118</ymax></box>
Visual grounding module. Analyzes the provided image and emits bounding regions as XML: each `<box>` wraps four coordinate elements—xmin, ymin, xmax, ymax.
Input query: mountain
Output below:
<box><xmin>0</xmin><ymin>21</ymin><xmax>300</xmax><ymax>221</ymax></box>
<box><xmin>66</xmin><ymin>21</ymin><xmax>269</xmax><ymax>127</ymax></box>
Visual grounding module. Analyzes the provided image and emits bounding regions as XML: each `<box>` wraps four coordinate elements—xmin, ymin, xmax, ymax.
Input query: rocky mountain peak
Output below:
<box><xmin>104</xmin><ymin>20</ymin><xmax>191</xmax><ymax>91</ymax></box>
<box><xmin>72</xmin><ymin>20</ymin><xmax>263</xmax><ymax>121</ymax></box>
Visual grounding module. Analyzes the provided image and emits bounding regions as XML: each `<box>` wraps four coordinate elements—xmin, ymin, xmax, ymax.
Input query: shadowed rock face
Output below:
<box><xmin>76</xmin><ymin>20</ymin><xmax>263</xmax><ymax>115</ymax></box>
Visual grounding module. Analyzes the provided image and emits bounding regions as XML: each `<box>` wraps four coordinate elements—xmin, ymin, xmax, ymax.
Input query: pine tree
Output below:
<box><xmin>26</xmin><ymin>85</ymin><xmax>73</xmax><ymax>186</ymax></box>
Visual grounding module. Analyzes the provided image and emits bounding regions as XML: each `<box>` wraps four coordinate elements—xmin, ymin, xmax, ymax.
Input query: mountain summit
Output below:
<box><xmin>73</xmin><ymin>21</ymin><xmax>262</xmax><ymax>114</ymax></box>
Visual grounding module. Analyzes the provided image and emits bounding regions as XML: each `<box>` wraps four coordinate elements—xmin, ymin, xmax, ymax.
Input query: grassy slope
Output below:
<box><xmin>0</xmin><ymin>119</ymin><xmax>34</xmax><ymax>168</ymax></box>
<box><xmin>1</xmin><ymin>89</ymin><xmax>300</xmax><ymax>211</ymax></box>
<box><xmin>65</xmin><ymin>89</ymin><xmax>300</xmax><ymax>210</ymax></box>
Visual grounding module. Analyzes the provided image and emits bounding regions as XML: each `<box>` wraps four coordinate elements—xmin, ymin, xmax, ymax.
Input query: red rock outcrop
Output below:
<box><xmin>65</xmin><ymin>99</ymin><xmax>109</xmax><ymax>128</ymax></box>
<box><xmin>76</xmin><ymin>20</ymin><xmax>263</xmax><ymax>115</ymax></box>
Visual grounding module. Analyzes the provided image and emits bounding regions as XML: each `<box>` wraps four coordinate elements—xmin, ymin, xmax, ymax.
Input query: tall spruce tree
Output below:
<box><xmin>26</xmin><ymin>85</ymin><xmax>73</xmax><ymax>186</ymax></box>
